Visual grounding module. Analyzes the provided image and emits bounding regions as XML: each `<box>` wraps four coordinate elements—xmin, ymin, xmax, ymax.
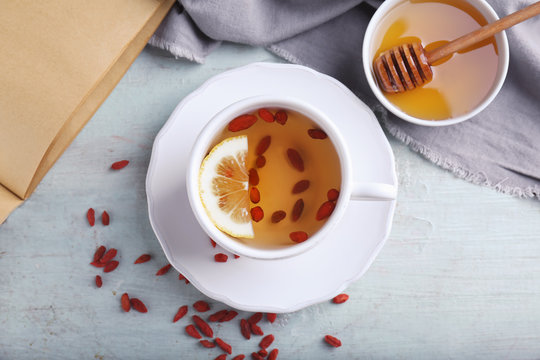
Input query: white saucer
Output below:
<box><xmin>146</xmin><ymin>63</ymin><xmax>397</xmax><ymax>313</ymax></box>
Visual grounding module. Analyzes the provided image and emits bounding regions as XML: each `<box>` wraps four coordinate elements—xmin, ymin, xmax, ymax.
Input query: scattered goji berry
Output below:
<box><xmin>332</xmin><ymin>294</ymin><xmax>349</xmax><ymax>304</ymax></box>
<box><xmin>221</xmin><ymin>311</ymin><xmax>238</xmax><ymax>322</ymax></box>
<box><xmin>214</xmin><ymin>253</ymin><xmax>228</xmax><ymax>263</ymax></box>
<box><xmin>173</xmin><ymin>305</ymin><xmax>188</xmax><ymax>323</ymax></box>
<box><xmin>258</xmin><ymin>349</ymin><xmax>268</xmax><ymax>357</ymax></box>
<box><xmin>87</xmin><ymin>208</ymin><xmax>95</xmax><ymax>227</ymax></box>
<box><xmin>209</xmin><ymin>310</ymin><xmax>228</xmax><ymax>322</ymax></box>
<box><xmin>324</xmin><ymin>335</ymin><xmax>342</xmax><ymax>348</ymax></box>
<box><xmin>101</xmin><ymin>211</ymin><xmax>110</xmax><ymax>226</ymax></box>
<box><xmin>210</xmin><ymin>238</ymin><xmax>217</xmax><ymax>248</ymax></box>
<box><xmin>130</xmin><ymin>298</ymin><xmax>148</xmax><ymax>313</ymax></box>
<box><xmin>215</xmin><ymin>337</ymin><xmax>232</xmax><ymax>354</ymax></box>
<box><xmin>193</xmin><ymin>315</ymin><xmax>214</xmax><ymax>337</ymax></box>
<box><xmin>248</xmin><ymin>312</ymin><xmax>263</xmax><ymax>324</ymax></box>
<box><xmin>95</xmin><ymin>275</ymin><xmax>102</xmax><ymax>288</ymax></box>
<box><xmin>99</xmin><ymin>248</ymin><xmax>117</xmax><ymax>264</ymax></box>
<box><xmin>251</xmin><ymin>352</ymin><xmax>265</xmax><ymax>360</ymax></box>
<box><xmin>185</xmin><ymin>324</ymin><xmax>202</xmax><ymax>339</ymax></box>
<box><xmin>250</xmin><ymin>322</ymin><xmax>264</xmax><ymax>336</ymax></box>
<box><xmin>121</xmin><ymin>293</ymin><xmax>130</xmax><ymax>312</ymax></box>
<box><xmin>215</xmin><ymin>354</ymin><xmax>227</xmax><ymax>360</ymax></box>
<box><xmin>200</xmin><ymin>340</ymin><xmax>216</xmax><ymax>348</ymax></box>
<box><xmin>93</xmin><ymin>245</ymin><xmax>106</xmax><ymax>262</ymax></box>
<box><xmin>103</xmin><ymin>260</ymin><xmax>119</xmax><ymax>273</ymax></box>
<box><xmin>268</xmin><ymin>348</ymin><xmax>279</xmax><ymax>360</ymax></box>
<box><xmin>240</xmin><ymin>319</ymin><xmax>251</xmax><ymax>340</ymax></box>
<box><xmin>156</xmin><ymin>264</ymin><xmax>171</xmax><ymax>276</ymax></box>
<box><xmin>193</xmin><ymin>300</ymin><xmax>210</xmax><ymax>312</ymax></box>
<box><xmin>111</xmin><ymin>160</ymin><xmax>129</xmax><ymax>170</ymax></box>
<box><xmin>232</xmin><ymin>355</ymin><xmax>246</xmax><ymax>360</ymax></box>
<box><xmin>134</xmin><ymin>254</ymin><xmax>151</xmax><ymax>264</ymax></box>
<box><xmin>259</xmin><ymin>334</ymin><xmax>274</xmax><ymax>349</ymax></box>
<box><xmin>266</xmin><ymin>313</ymin><xmax>277</xmax><ymax>323</ymax></box>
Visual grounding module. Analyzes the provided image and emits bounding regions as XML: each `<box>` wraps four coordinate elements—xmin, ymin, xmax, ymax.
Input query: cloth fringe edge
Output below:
<box><xmin>148</xmin><ymin>36</ymin><xmax>206</xmax><ymax>64</ymax></box>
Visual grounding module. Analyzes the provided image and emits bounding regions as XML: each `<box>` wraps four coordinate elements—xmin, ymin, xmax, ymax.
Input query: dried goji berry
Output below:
<box><xmin>289</xmin><ymin>231</ymin><xmax>308</xmax><ymax>243</ymax></box>
<box><xmin>99</xmin><ymin>248</ymin><xmax>117</xmax><ymax>264</ymax></box>
<box><xmin>249</xmin><ymin>168</ymin><xmax>260</xmax><ymax>186</ymax></box>
<box><xmin>130</xmin><ymin>298</ymin><xmax>148</xmax><ymax>313</ymax></box>
<box><xmin>90</xmin><ymin>261</ymin><xmax>106</xmax><ymax>268</ymax></box>
<box><xmin>214</xmin><ymin>253</ymin><xmax>228</xmax><ymax>263</ymax></box>
<box><xmin>209</xmin><ymin>309</ymin><xmax>228</xmax><ymax>322</ymax></box>
<box><xmin>95</xmin><ymin>275</ymin><xmax>102</xmax><ymax>288</ymax></box>
<box><xmin>251</xmin><ymin>352</ymin><xmax>265</xmax><ymax>360</ymax></box>
<box><xmin>221</xmin><ymin>311</ymin><xmax>238</xmax><ymax>322</ymax></box>
<box><xmin>259</xmin><ymin>334</ymin><xmax>274</xmax><ymax>349</ymax></box>
<box><xmin>111</xmin><ymin>160</ymin><xmax>129</xmax><ymax>170</ymax></box>
<box><xmin>248</xmin><ymin>312</ymin><xmax>263</xmax><ymax>324</ymax></box>
<box><xmin>232</xmin><ymin>355</ymin><xmax>246</xmax><ymax>360</ymax></box>
<box><xmin>291</xmin><ymin>199</ymin><xmax>304</xmax><ymax>222</ymax></box>
<box><xmin>255</xmin><ymin>155</ymin><xmax>266</xmax><ymax>168</ymax></box>
<box><xmin>215</xmin><ymin>355</ymin><xmax>227</xmax><ymax>360</ymax></box>
<box><xmin>173</xmin><ymin>305</ymin><xmax>188</xmax><ymax>322</ymax></box>
<box><xmin>316</xmin><ymin>201</ymin><xmax>335</xmax><ymax>221</ymax></box>
<box><xmin>156</xmin><ymin>264</ymin><xmax>171</xmax><ymax>276</ymax></box>
<box><xmin>240</xmin><ymin>319</ymin><xmax>251</xmax><ymax>340</ymax></box>
<box><xmin>134</xmin><ymin>254</ymin><xmax>151</xmax><ymax>264</ymax></box>
<box><xmin>332</xmin><ymin>294</ymin><xmax>349</xmax><ymax>304</ymax></box>
<box><xmin>234</xmin><ymin>255</ymin><xmax>240</xmax><ymax>259</ymax></box>
<box><xmin>193</xmin><ymin>300</ymin><xmax>210</xmax><ymax>312</ymax></box>
<box><xmin>193</xmin><ymin>315</ymin><xmax>214</xmax><ymax>337</ymax></box>
<box><xmin>324</xmin><ymin>335</ymin><xmax>342</xmax><ymax>347</ymax></box>
<box><xmin>228</xmin><ymin>114</ymin><xmax>257</xmax><ymax>132</ymax></box>
<box><xmin>268</xmin><ymin>348</ymin><xmax>279</xmax><ymax>360</ymax></box>
<box><xmin>250</xmin><ymin>322</ymin><xmax>264</xmax><ymax>336</ymax></box>
<box><xmin>327</xmin><ymin>188</ymin><xmax>339</xmax><ymax>202</ymax></box>
<box><xmin>286</xmin><ymin>149</ymin><xmax>304</xmax><ymax>171</ymax></box>
<box><xmin>256</xmin><ymin>136</ymin><xmax>271</xmax><ymax>156</ymax></box>
<box><xmin>250</xmin><ymin>187</ymin><xmax>261</xmax><ymax>203</ymax></box>
<box><xmin>210</xmin><ymin>238</ymin><xmax>217</xmax><ymax>248</ymax></box>
<box><xmin>258</xmin><ymin>108</ymin><xmax>274</xmax><ymax>122</ymax></box>
<box><xmin>275</xmin><ymin>110</ymin><xmax>288</xmax><ymax>125</ymax></box>
<box><xmin>258</xmin><ymin>349</ymin><xmax>268</xmax><ymax>357</ymax></box>
<box><xmin>185</xmin><ymin>324</ymin><xmax>202</xmax><ymax>339</ymax></box>
<box><xmin>93</xmin><ymin>246</ymin><xmax>106</xmax><ymax>262</ymax></box>
<box><xmin>266</xmin><ymin>313</ymin><xmax>277</xmax><ymax>323</ymax></box>
<box><xmin>101</xmin><ymin>211</ymin><xmax>110</xmax><ymax>226</ymax></box>
<box><xmin>200</xmin><ymin>339</ymin><xmax>216</xmax><ymax>348</ymax></box>
<box><xmin>103</xmin><ymin>260</ymin><xmax>119</xmax><ymax>273</ymax></box>
<box><xmin>308</xmin><ymin>129</ymin><xmax>328</xmax><ymax>139</ymax></box>
<box><xmin>87</xmin><ymin>208</ymin><xmax>95</xmax><ymax>226</ymax></box>
<box><xmin>271</xmin><ymin>211</ymin><xmax>286</xmax><ymax>223</ymax></box>
<box><xmin>121</xmin><ymin>293</ymin><xmax>130</xmax><ymax>312</ymax></box>
<box><xmin>250</xmin><ymin>207</ymin><xmax>264</xmax><ymax>222</ymax></box>
<box><xmin>292</xmin><ymin>180</ymin><xmax>310</xmax><ymax>194</ymax></box>
<box><xmin>215</xmin><ymin>337</ymin><xmax>232</xmax><ymax>354</ymax></box>
<box><xmin>179</xmin><ymin>273</ymin><xmax>189</xmax><ymax>284</ymax></box>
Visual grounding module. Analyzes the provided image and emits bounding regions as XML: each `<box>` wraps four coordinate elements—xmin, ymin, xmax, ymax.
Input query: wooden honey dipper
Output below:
<box><xmin>373</xmin><ymin>1</ymin><xmax>540</xmax><ymax>93</ymax></box>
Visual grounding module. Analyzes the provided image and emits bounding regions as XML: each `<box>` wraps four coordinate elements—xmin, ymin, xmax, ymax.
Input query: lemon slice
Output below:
<box><xmin>199</xmin><ymin>135</ymin><xmax>253</xmax><ymax>238</ymax></box>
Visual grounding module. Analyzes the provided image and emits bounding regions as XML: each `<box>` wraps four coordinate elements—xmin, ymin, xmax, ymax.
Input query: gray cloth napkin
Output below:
<box><xmin>149</xmin><ymin>0</ymin><xmax>540</xmax><ymax>199</ymax></box>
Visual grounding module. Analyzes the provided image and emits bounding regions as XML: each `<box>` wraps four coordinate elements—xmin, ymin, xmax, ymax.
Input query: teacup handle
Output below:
<box><xmin>351</xmin><ymin>182</ymin><xmax>397</xmax><ymax>201</ymax></box>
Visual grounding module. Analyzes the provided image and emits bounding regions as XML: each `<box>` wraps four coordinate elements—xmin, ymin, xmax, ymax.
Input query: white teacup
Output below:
<box><xmin>186</xmin><ymin>95</ymin><xmax>397</xmax><ymax>260</ymax></box>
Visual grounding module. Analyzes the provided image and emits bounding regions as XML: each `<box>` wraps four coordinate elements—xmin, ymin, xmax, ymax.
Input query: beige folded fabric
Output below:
<box><xmin>0</xmin><ymin>0</ymin><xmax>175</xmax><ymax>224</ymax></box>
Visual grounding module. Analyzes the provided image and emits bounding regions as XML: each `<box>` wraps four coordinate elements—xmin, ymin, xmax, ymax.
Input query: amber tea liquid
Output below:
<box><xmin>372</xmin><ymin>0</ymin><xmax>499</xmax><ymax>120</ymax></box>
<box><xmin>211</xmin><ymin>108</ymin><xmax>342</xmax><ymax>248</ymax></box>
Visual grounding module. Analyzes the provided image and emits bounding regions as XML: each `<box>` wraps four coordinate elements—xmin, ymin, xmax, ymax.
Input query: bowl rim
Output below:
<box><xmin>362</xmin><ymin>0</ymin><xmax>510</xmax><ymax>127</ymax></box>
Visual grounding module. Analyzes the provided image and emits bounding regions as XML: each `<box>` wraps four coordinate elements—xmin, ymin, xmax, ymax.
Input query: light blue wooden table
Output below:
<box><xmin>2</xmin><ymin>44</ymin><xmax>540</xmax><ymax>360</ymax></box>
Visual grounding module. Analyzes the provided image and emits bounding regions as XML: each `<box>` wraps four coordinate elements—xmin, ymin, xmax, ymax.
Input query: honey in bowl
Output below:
<box><xmin>371</xmin><ymin>0</ymin><xmax>499</xmax><ymax>120</ymax></box>
<box><xmin>199</xmin><ymin>108</ymin><xmax>341</xmax><ymax>248</ymax></box>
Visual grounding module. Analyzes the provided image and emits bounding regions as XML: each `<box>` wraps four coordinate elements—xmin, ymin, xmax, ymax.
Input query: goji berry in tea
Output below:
<box><xmin>99</xmin><ymin>248</ymin><xmax>117</xmax><ymax>264</ymax></box>
<box><xmin>232</xmin><ymin>355</ymin><xmax>246</xmax><ymax>360</ymax></box>
<box><xmin>214</xmin><ymin>253</ymin><xmax>228</xmax><ymax>263</ymax></box>
<box><xmin>327</xmin><ymin>188</ymin><xmax>339</xmax><ymax>202</ymax></box>
<box><xmin>173</xmin><ymin>305</ymin><xmax>188</xmax><ymax>322</ymax></box>
<box><xmin>316</xmin><ymin>201</ymin><xmax>335</xmax><ymax>221</ymax></box>
<box><xmin>249</xmin><ymin>168</ymin><xmax>260</xmax><ymax>186</ymax></box>
<box><xmin>248</xmin><ymin>312</ymin><xmax>263</xmax><ymax>324</ymax></box>
<box><xmin>324</xmin><ymin>335</ymin><xmax>342</xmax><ymax>347</ymax></box>
<box><xmin>221</xmin><ymin>311</ymin><xmax>238</xmax><ymax>322</ymax></box>
<box><xmin>134</xmin><ymin>254</ymin><xmax>151</xmax><ymax>264</ymax></box>
<box><xmin>228</xmin><ymin>114</ymin><xmax>257</xmax><ymax>132</ymax></box>
<box><xmin>308</xmin><ymin>129</ymin><xmax>328</xmax><ymax>139</ymax></box>
<box><xmin>259</xmin><ymin>334</ymin><xmax>274</xmax><ymax>349</ymax></box>
<box><xmin>250</xmin><ymin>322</ymin><xmax>264</xmax><ymax>336</ymax></box>
<box><xmin>103</xmin><ymin>260</ymin><xmax>119</xmax><ymax>273</ymax></box>
<box><xmin>250</xmin><ymin>207</ymin><xmax>264</xmax><ymax>222</ymax></box>
<box><xmin>185</xmin><ymin>324</ymin><xmax>202</xmax><ymax>339</ymax></box>
<box><xmin>256</xmin><ymin>136</ymin><xmax>271</xmax><ymax>156</ymax></box>
<box><xmin>121</xmin><ymin>293</ymin><xmax>130</xmax><ymax>312</ymax></box>
<box><xmin>286</xmin><ymin>149</ymin><xmax>304</xmax><ymax>172</ymax></box>
<box><xmin>92</xmin><ymin>245</ymin><xmax>106</xmax><ymax>263</ymax></box>
<box><xmin>215</xmin><ymin>355</ymin><xmax>227</xmax><ymax>360</ymax></box>
<box><xmin>289</xmin><ymin>231</ymin><xmax>308</xmax><ymax>243</ymax></box>
<box><xmin>266</xmin><ymin>313</ymin><xmax>277</xmax><ymax>323</ymax></box>
<box><xmin>271</xmin><ymin>211</ymin><xmax>286</xmax><ymax>223</ymax></box>
<box><xmin>255</xmin><ymin>155</ymin><xmax>266</xmax><ymax>168</ymax></box>
<box><xmin>215</xmin><ymin>337</ymin><xmax>232</xmax><ymax>354</ymax></box>
<box><xmin>275</xmin><ymin>110</ymin><xmax>288</xmax><ymax>125</ymax></box>
<box><xmin>332</xmin><ymin>294</ymin><xmax>349</xmax><ymax>304</ymax></box>
<box><xmin>240</xmin><ymin>319</ymin><xmax>251</xmax><ymax>340</ymax></box>
<box><xmin>200</xmin><ymin>339</ymin><xmax>216</xmax><ymax>348</ymax></box>
<box><xmin>156</xmin><ymin>264</ymin><xmax>171</xmax><ymax>276</ymax></box>
<box><xmin>268</xmin><ymin>348</ymin><xmax>279</xmax><ymax>360</ymax></box>
<box><xmin>111</xmin><ymin>160</ymin><xmax>129</xmax><ymax>170</ymax></box>
<box><xmin>291</xmin><ymin>199</ymin><xmax>304</xmax><ymax>222</ymax></box>
<box><xmin>193</xmin><ymin>315</ymin><xmax>214</xmax><ymax>337</ymax></box>
<box><xmin>209</xmin><ymin>309</ymin><xmax>228</xmax><ymax>322</ymax></box>
<box><xmin>87</xmin><ymin>208</ymin><xmax>95</xmax><ymax>227</ymax></box>
<box><xmin>258</xmin><ymin>349</ymin><xmax>268</xmax><ymax>357</ymax></box>
<box><xmin>251</xmin><ymin>352</ymin><xmax>265</xmax><ymax>360</ymax></box>
<box><xmin>292</xmin><ymin>180</ymin><xmax>310</xmax><ymax>194</ymax></box>
<box><xmin>130</xmin><ymin>298</ymin><xmax>148</xmax><ymax>313</ymax></box>
<box><xmin>250</xmin><ymin>187</ymin><xmax>261</xmax><ymax>203</ymax></box>
<box><xmin>95</xmin><ymin>275</ymin><xmax>102</xmax><ymax>288</ymax></box>
<box><xmin>101</xmin><ymin>211</ymin><xmax>110</xmax><ymax>226</ymax></box>
<box><xmin>193</xmin><ymin>300</ymin><xmax>210</xmax><ymax>312</ymax></box>
<box><xmin>258</xmin><ymin>108</ymin><xmax>274</xmax><ymax>122</ymax></box>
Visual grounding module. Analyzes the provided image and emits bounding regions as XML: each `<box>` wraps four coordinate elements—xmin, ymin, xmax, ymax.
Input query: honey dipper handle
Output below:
<box><xmin>427</xmin><ymin>1</ymin><xmax>540</xmax><ymax>64</ymax></box>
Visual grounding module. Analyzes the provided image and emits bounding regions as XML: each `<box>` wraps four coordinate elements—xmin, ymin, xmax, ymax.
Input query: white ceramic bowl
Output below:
<box><xmin>362</xmin><ymin>0</ymin><xmax>509</xmax><ymax>126</ymax></box>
